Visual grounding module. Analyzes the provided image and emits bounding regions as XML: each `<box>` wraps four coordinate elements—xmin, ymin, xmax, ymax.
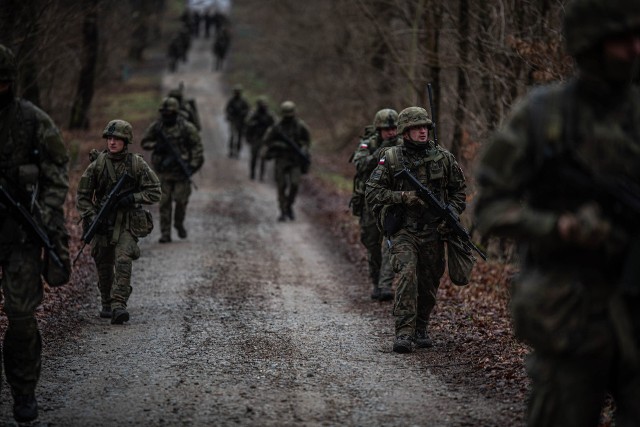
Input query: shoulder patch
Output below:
<box><xmin>378</xmin><ymin>157</ymin><xmax>385</xmax><ymax>165</ymax></box>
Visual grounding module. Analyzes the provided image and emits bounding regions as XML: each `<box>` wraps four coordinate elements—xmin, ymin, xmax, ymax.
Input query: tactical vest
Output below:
<box><xmin>384</xmin><ymin>143</ymin><xmax>451</xmax><ymax>204</ymax></box>
<box><xmin>91</xmin><ymin>151</ymin><xmax>141</xmax><ymax>199</ymax></box>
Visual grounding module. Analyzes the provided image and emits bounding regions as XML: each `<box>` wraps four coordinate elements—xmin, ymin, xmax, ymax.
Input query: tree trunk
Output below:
<box><xmin>69</xmin><ymin>2</ymin><xmax>99</xmax><ymax>130</ymax></box>
<box><xmin>451</xmin><ymin>0</ymin><xmax>469</xmax><ymax>162</ymax></box>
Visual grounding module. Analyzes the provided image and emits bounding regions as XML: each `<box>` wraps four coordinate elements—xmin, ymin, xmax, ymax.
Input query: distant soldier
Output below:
<box><xmin>141</xmin><ymin>97</ymin><xmax>203</xmax><ymax>243</ymax></box>
<box><xmin>167</xmin><ymin>36</ymin><xmax>182</xmax><ymax>73</ymax></box>
<box><xmin>0</xmin><ymin>44</ymin><xmax>70</xmax><ymax>423</ymax></box>
<box><xmin>351</xmin><ymin>109</ymin><xmax>402</xmax><ymax>301</ymax></box>
<box><xmin>212</xmin><ymin>26</ymin><xmax>230</xmax><ymax>71</ymax></box>
<box><xmin>475</xmin><ymin>0</ymin><xmax>640</xmax><ymax>424</ymax></box>
<box><xmin>246</xmin><ymin>96</ymin><xmax>275</xmax><ymax>180</ymax></box>
<box><xmin>225</xmin><ymin>84</ymin><xmax>250</xmax><ymax>158</ymax></box>
<box><xmin>77</xmin><ymin>120</ymin><xmax>161</xmax><ymax>324</ymax></box>
<box><xmin>191</xmin><ymin>10</ymin><xmax>201</xmax><ymax>37</ymax></box>
<box><xmin>168</xmin><ymin>86</ymin><xmax>201</xmax><ymax>131</ymax></box>
<box><xmin>263</xmin><ymin>101</ymin><xmax>312</xmax><ymax>221</ymax></box>
<box><xmin>366</xmin><ymin>107</ymin><xmax>466</xmax><ymax>353</ymax></box>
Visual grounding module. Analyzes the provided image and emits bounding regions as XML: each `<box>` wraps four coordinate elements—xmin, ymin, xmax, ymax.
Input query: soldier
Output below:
<box><xmin>246</xmin><ymin>96</ymin><xmax>275</xmax><ymax>181</ymax></box>
<box><xmin>0</xmin><ymin>44</ymin><xmax>70</xmax><ymax>423</ymax></box>
<box><xmin>475</xmin><ymin>0</ymin><xmax>640</xmax><ymax>424</ymax></box>
<box><xmin>167</xmin><ymin>36</ymin><xmax>182</xmax><ymax>73</ymax></box>
<box><xmin>141</xmin><ymin>97</ymin><xmax>203</xmax><ymax>243</ymax></box>
<box><xmin>168</xmin><ymin>85</ymin><xmax>201</xmax><ymax>131</ymax></box>
<box><xmin>366</xmin><ymin>107</ymin><xmax>466</xmax><ymax>353</ymax></box>
<box><xmin>77</xmin><ymin>120</ymin><xmax>161</xmax><ymax>324</ymax></box>
<box><xmin>263</xmin><ymin>101</ymin><xmax>312</xmax><ymax>221</ymax></box>
<box><xmin>225</xmin><ymin>84</ymin><xmax>249</xmax><ymax>158</ymax></box>
<box><xmin>351</xmin><ymin>109</ymin><xmax>402</xmax><ymax>301</ymax></box>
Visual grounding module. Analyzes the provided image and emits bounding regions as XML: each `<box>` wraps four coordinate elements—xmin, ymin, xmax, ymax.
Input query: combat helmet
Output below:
<box><xmin>0</xmin><ymin>44</ymin><xmax>17</xmax><ymax>82</ymax></box>
<box><xmin>396</xmin><ymin>107</ymin><xmax>433</xmax><ymax>134</ymax></box>
<box><xmin>564</xmin><ymin>0</ymin><xmax>640</xmax><ymax>56</ymax></box>
<box><xmin>233</xmin><ymin>84</ymin><xmax>243</xmax><ymax>94</ymax></box>
<box><xmin>102</xmin><ymin>120</ymin><xmax>133</xmax><ymax>144</ymax></box>
<box><xmin>256</xmin><ymin>95</ymin><xmax>268</xmax><ymax>107</ymax></box>
<box><xmin>280</xmin><ymin>100</ymin><xmax>296</xmax><ymax>117</ymax></box>
<box><xmin>373</xmin><ymin>109</ymin><xmax>398</xmax><ymax>130</ymax></box>
<box><xmin>159</xmin><ymin>96</ymin><xmax>180</xmax><ymax>113</ymax></box>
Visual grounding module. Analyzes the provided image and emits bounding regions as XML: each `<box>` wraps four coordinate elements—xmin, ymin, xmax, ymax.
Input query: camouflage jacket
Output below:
<box><xmin>140</xmin><ymin>117</ymin><xmax>203</xmax><ymax>180</ymax></box>
<box><xmin>263</xmin><ymin>118</ymin><xmax>311</xmax><ymax>165</ymax></box>
<box><xmin>225</xmin><ymin>95</ymin><xmax>249</xmax><ymax>125</ymax></box>
<box><xmin>475</xmin><ymin>78</ymin><xmax>640</xmax><ymax>272</ymax></box>
<box><xmin>351</xmin><ymin>133</ymin><xmax>402</xmax><ymax>222</ymax></box>
<box><xmin>366</xmin><ymin>140</ymin><xmax>466</xmax><ymax>234</ymax></box>
<box><xmin>76</xmin><ymin>149</ymin><xmax>161</xmax><ymax>240</ymax></box>
<box><xmin>0</xmin><ymin>98</ymin><xmax>69</xmax><ymax>250</ymax></box>
<box><xmin>245</xmin><ymin>107</ymin><xmax>275</xmax><ymax>144</ymax></box>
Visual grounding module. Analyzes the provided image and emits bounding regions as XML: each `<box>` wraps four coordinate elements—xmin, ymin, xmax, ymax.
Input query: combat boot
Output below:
<box><xmin>159</xmin><ymin>235</ymin><xmax>172</xmax><ymax>243</ymax></box>
<box><xmin>278</xmin><ymin>212</ymin><xmax>287</xmax><ymax>222</ymax></box>
<box><xmin>378</xmin><ymin>288</ymin><xmax>394</xmax><ymax>302</ymax></box>
<box><xmin>287</xmin><ymin>207</ymin><xmax>295</xmax><ymax>220</ymax></box>
<box><xmin>13</xmin><ymin>393</ymin><xmax>38</xmax><ymax>423</ymax></box>
<box><xmin>111</xmin><ymin>308</ymin><xmax>130</xmax><ymax>325</ymax></box>
<box><xmin>100</xmin><ymin>305</ymin><xmax>112</xmax><ymax>318</ymax></box>
<box><xmin>414</xmin><ymin>331</ymin><xmax>433</xmax><ymax>348</ymax></box>
<box><xmin>393</xmin><ymin>335</ymin><xmax>414</xmax><ymax>353</ymax></box>
<box><xmin>175</xmin><ymin>224</ymin><xmax>187</xmax><ymax>239</ymax></box>
<box><xmin>370</xmin><ymin>287</ymin><xmax>381</xmax><ymax>300</ymax></box>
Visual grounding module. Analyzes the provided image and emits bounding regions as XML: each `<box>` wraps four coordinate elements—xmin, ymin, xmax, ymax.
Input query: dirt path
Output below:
<box><xmin>1</xmin><ymin>39</ymin><xmax>519</xmax><ymax>426</ymax></box>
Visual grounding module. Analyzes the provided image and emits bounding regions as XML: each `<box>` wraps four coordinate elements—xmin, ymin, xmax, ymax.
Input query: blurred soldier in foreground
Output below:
<box><xmin>366</xmin><ymin>107</ymin><xmax>466</xmax><ymax>353</ymax></box>
<box><xmin>77</xmin><ymin>120</ymin><xmax>160</xmax><ymax>324</ymax></box>
<box><xmin>475</xmin><ymin>0</ymin><xmax>640</xmax><ymax>424</ymax></box>
<box><xmin>225</xmin><ymin>84</ymin><xmax>249</xmax><ymax>158</ymax></box>
<box><xmin>246</xmin><ymin>96</ymin><xmax>275</xmax><ymax>180</ymax></box>
<box><xmin>263</xmin><ymin>101</ymin><xmax>312</xmax><ymax>221</ymax></box>
<box><xmin>0</xmin><ymin>44</ymin><xmax>70</xmax><ymax>423</ymax></box>
<box><xmin>351</xmin><ymin>109</ymin><xmax>402</xmax><ymax>301</ymax></box>
<box><xmin>141</xmin><ymin>97</ymin><xmax>203</xmax><ymax>243</ymax></box>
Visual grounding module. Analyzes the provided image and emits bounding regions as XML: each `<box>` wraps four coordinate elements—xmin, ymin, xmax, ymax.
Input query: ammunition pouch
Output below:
<box><xmin>446</xmin><ymin>236</ymin><xmax>475</xmax><ymax>286</ymax></box>
<box><xmin>129</xmin><ymin>208</ymin><xmax>154</xmax><ymax>238</ymax></box>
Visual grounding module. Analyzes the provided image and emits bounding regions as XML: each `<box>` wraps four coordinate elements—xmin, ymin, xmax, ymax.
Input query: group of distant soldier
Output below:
<box><xmin>1</xmin><ymin>0</ymin><xmax>640</xmax><ymax>424</ymax></box>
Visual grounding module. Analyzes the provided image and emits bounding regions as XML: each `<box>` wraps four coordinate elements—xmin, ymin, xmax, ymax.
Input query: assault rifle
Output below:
<box><xmin>156</xmin><ymin>129</ymin><xmax>198</xmax><ymax>189</ymax></box>
<box><xmin>394</xmin><ymin>168</ymin><xmax>487</xmax><ymax>260</ymax></box>
<box><xmin>273</xmin><ymin>130</ymin><xmax>311</xmax><ymax>170</ymax></box>
<box><xmin>73</xmin><ymin>173</ymin><xmax>135</xmax><ymax>265</ymax></box>
<box><xmin>0</xmin><ymin>185</ymin><xmax>69</xmax><ymax>274</ymax></box>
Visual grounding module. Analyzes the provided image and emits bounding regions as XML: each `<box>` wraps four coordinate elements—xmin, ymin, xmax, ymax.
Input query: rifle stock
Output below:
<box><xmin>394</xmin><ymin>168</ymin><xmax>486</xmax><ymax>260</ymax></box>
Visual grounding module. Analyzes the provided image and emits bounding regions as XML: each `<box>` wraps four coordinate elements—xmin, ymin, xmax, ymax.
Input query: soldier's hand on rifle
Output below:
<box><xmin>116</xmin><ymin>194</ymin><xmax>136</xmax><ymax>210</ymax></box>
<box><xmin>400</xmin><ymin>191</ymin><xmax>424</xmax><ymax>208</ymax></box>
<box><xmin>557</xmin><ymin>202</ymin><xmax>611</xmax><ymax>248</ymax></box>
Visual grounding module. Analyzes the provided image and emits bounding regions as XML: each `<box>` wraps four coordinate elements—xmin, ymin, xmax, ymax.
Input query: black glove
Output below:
<box><xmin>116</xmin><ymin>194</ymin><xmax>136</xmax><ymax>210</ymax></box>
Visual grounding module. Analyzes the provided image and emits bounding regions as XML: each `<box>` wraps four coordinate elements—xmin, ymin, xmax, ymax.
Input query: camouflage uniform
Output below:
<box><xmin>475</xmin><ymin>0</ymin><xmax>640</xmax><ymax>425</ymax></box>
<box><xmin>351</xmin><ymin>109</ymin><xmax>402</xmax><ymax>301</ymax></box>
<box><xmin>245</xmin><ymin>97</ymin><xmax>275</xmax><ymax>180</ymax></box>
<box><xmin>77</xmin><ymin>120</ymin><xmax>161</xmax><ymax>324</ymax></box>
<box><xmin>0</xmin><ymin>44</ymin><xmax>70</xmax><ymax>422</ymax></box>
<box><xmin>366</xmin><ymin>107</ymin><xmax>466</xmax><ymax>353</ymax></box>
<box><xmin>141</xmin><ymin>97</ymin><xmax>203</xmax><ymax>242</ymax></box>
<box><xmin>225</xmin><ymin>85</ymin><xmax>250</xmax><ymax>158</ymax></box>
<box><xmin>168</xmin><ymin>87</ymin><xmax>201</xmax><ymax>131</ymax></box>
<box><xmin>263</xmin><ymin>101</ymin><xmax>311</xmax><ymax>221</ymax></box>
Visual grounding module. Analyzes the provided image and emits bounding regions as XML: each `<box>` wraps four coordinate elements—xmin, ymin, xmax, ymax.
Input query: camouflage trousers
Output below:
<box><xmin>274</xmin><ymin>160</ymin><xmax>301</xmax><ymax>215</ymax></box>
<box><xmin>159</xmin><ymin>178</ymin><xmax>192</xmax><ymax>238</ymax></box>
<box><xmin>390</xmin><ymin>230</ymin><xmax>445</xmax><ymax>337</ymax></box>
<box><xmin>359</xmin><ymin>220</ymin><xmax>394</xmax><ymax>293</ymax></box>
<box><xmin>525</xmin><ymin>318</ymin><xmax>640</xmax><ymax>427</ymax></box>
<box><xmin>248</xmin><ymin>140</ymin><xmax>266</xmax><ymax>180</ymax></box>
<box><xmin>91</xmin><ymin>229</ymin><xmax>140</xmax><ymax>310</ymax></box>
<box><xmin>0</xmin><ymin>243</ymin><xmax>43</xmax><ymax>396</ymax></box>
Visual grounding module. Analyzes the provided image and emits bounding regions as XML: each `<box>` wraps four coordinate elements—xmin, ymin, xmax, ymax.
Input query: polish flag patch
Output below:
<box><xmin>359</xmin><ymin>143</ymin><xmax>368</xmax><ymax>149</ymax></box>
<box><xmin>378</xmin><ymin>157</ymin><xmax>386</xmax><ymax>165</ymax></box>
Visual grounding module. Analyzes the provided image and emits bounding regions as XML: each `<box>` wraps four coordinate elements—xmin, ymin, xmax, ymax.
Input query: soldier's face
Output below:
<box><xmin>106</xmin><ymin>137</ymin><xmax>126</xmax><ymax>153</ymax></box>
<box><xmin>380</xmin><ymin>127</ymin><xmax>397</xmax><ymax>140</ymax></box>
<box><xmin>407</xmin><ymin>125</ymin><xmax>429</xmax><ymax>143</ymax></box>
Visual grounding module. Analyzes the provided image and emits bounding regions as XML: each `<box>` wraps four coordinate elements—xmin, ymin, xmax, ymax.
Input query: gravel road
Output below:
<box><xmin>0</xmin><ymin>39</ymin><xmax>519</xmax><ymax>426</ymax></box>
